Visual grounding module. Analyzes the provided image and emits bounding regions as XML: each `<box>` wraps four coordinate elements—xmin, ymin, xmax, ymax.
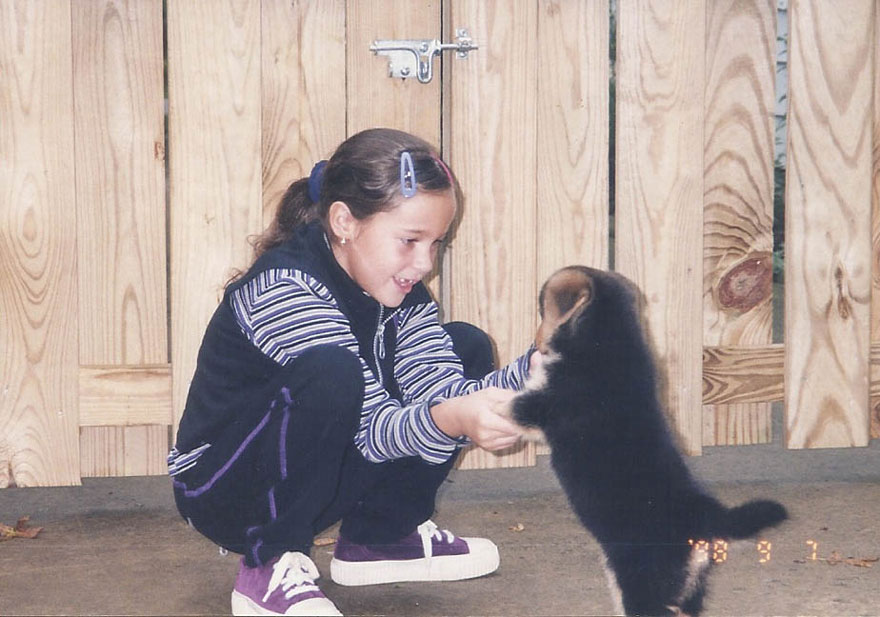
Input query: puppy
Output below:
<box><xmin>512</xmin><ymin>266</ymin><xmax>787</xmax><ymax>616</ymax></box>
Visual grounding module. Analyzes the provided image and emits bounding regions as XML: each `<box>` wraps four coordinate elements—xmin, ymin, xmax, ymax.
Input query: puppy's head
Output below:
<box><xmin>536</xmin><ymin>267</ymin><xmax>593</xmax><ymax>353</ymax></box>
<box><xmin>536</xmin><ymin>266</ymin><xmax>645</xmax><ymax>361</ymax></box>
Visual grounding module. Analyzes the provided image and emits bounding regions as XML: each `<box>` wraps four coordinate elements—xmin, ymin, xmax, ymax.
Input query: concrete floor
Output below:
<box><xmin>2</xmin><ymin>429</ymin><xmax>879</xmax><ymax>616</ymax></box>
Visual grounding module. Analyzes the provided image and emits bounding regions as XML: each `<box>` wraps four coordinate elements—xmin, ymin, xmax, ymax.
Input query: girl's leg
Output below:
<box><xmin>333</xmin><ymin>321</ymin><xmax>495</xmax><ymax>544</ymax></box>
<box><xmin>172</xmin><ymin>344</ymin><xmax>364</xmax><ymax>567</ymax></box>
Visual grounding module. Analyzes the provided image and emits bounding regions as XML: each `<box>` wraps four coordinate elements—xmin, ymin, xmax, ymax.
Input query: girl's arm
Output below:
<box><xmin>230</xmin><ymin>269</ymin><xmax>465</xmax><ymax>464</ymax></box>
<box><xmin>394</xmin><ymin>302</ymin><xmax>536</xmax><ymax>450</ymax></box>
<box><xmin>394</xmin><ymin>302</ymin><xmax>535</xmax><ymax>403</ymax></box>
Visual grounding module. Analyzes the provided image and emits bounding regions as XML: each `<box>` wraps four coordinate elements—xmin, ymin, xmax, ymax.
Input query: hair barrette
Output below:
<box><xmin>400</xmin><ymin>151</ymin><xmax>417</xmax><ymax>198</ymax></box>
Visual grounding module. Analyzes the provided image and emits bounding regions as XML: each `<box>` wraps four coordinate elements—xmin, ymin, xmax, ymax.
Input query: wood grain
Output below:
<box><xmin>80</xmin><ymin>424</ymin><xmax>168</xmax><ymax>477</ymax></box>
<box><xmin>871</xmin><ymin>0</ymin><xmax>880</xmax><ymax>441</ymax></box>
<box><xmin>0</xmin><ymin>1</ymin><xmax>80</xmax><ymax>487</ymax></box>
<box><xmin>346</xmin><ymin>0</ymin><xmax>442</xmax><ymax>142</ymax></box>
<box><xmin>537</xmin><ymin>0</ymin><xmax>610</xmax><ymax>280</ymax></box>
<box><xmin>703</xmin><ymin>344</ymin><xmax>784</xmax><ymax>406</ymax></box>
<box><xmin>702</xmin><ymin>0</ymin><xmax>776</xmax><ymax>446</ymax></box>
<box><xmin>449</xmin><ymin>0</ymin><xmax>538</xmax><ymax>469</ymax></box>
<box><xmin>167</xmin><ymin>0</ymin><xmax>264</xmax><ymax>434</ymax></box>
<box><xmin>72</xmin><ymin>0</ymin><xmax>168</xmax><ymax>476</ymax></box>
<box><xmin>79</xmin><ymin>366</ymin><xmax>172</xmax><ymax>427</ymax></box>
<box><xmin>261</xmin><ymin>0</ymin><xmax>346</xmax><ymax>222</ymax></box>
<box><xmin>533</xmin><ymin>0</ymin><xmax>609</xmax><ymax>458</ymax></box>
<box><xmin>614</xmin><ymin>0</ymin><xmax>706</xmax><ymax>455</ymax></box>
<box><xmin>72</xmin><ymin>0</ymin><xmax>166</xmax><ymax>365</ymax></box>
<box><xmin>784</xmin><ymin>0</ymin><xmax>873</xmax><ymax>448</ymax></box>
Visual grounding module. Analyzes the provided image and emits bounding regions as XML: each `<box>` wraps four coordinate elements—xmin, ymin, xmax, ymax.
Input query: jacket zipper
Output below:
<box><xmin>373</xmin><ymin>306</ymin><xmax>398</xmax><ymax>386</ymax></box>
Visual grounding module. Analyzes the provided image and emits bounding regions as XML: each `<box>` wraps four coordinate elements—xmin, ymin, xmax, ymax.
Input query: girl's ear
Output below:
<box><xmin>328</xmin><ymin>201</ymin><xmax>357</xmax><ymax>242</ymax></box>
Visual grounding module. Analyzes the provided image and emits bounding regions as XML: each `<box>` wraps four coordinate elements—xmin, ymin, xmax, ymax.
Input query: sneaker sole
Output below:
<box><xmin>329</xmin><ymin>538</ymin><xmax>499</xmax><ymax>586</ymax></box>
<box><xmin>231</xmin><ymin>590</ymin><xmax>342</xmax><ymax>616</ymax></box>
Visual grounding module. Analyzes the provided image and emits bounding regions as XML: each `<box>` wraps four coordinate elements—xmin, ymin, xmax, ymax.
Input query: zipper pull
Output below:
<box><xmin>376</xmin><ymin>321</ymin><xmax>386</xmax><ymax>360</ymax></box>
<box><xmin>375</xmin><ymin>307</ymin><xmax>386</xmax><ymax>361</ymax></box>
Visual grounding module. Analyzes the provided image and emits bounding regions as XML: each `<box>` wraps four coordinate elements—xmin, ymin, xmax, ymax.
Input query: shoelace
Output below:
<box><xmin>262</xmin><ymin>552</ymin><xmax>321</xmax><ymax>603</ymax></box>
<box><xmin>416</xmin><ymin>520</ymin><xmax>455</xmax><ymax>559</ymax></box>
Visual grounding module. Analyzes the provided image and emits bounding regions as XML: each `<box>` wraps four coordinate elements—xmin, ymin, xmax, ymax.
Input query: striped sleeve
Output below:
<box><xmin>393</xmin><ymin>302</ymin><xmax>534</xmax><ymax>408</ymax></box>
<box><xmin>228</xmin><ymin>269</ymin><xmax>462</xmax><ymax>464</ymax></box>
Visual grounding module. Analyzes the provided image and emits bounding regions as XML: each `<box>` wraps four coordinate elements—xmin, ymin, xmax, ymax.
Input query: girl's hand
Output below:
<box><xmin>430</xmin><ymin>387</ymin><xmax>522</xmax><ymax>452</ymax></box>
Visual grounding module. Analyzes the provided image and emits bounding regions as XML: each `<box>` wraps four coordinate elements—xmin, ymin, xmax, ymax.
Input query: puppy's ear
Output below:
<box><xmin>560</xmin><ymin>285</ymin><xmax>591</xmax><ymax>327</ymax></box>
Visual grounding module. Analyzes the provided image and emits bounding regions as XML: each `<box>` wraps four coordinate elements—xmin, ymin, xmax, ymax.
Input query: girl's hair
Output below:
<box><xmin>252</xmin><ymin>128</ymin><xmax>460</xmax><ymax>258</ymax></box>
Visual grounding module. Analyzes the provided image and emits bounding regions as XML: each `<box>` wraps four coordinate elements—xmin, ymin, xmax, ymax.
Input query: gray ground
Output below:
<box><xmin>2</xmin><ymin>420</ymin><xmax>879</xmax><ymax>616</ymax></box>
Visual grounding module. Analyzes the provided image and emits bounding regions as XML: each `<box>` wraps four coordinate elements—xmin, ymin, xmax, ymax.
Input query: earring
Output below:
<box><xmin>340</xmin><ymin>237</ymin><xmax>347</xmax><ymax>246</ymax></box>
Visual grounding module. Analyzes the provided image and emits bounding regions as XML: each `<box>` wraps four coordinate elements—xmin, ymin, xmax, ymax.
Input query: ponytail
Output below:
<box><xmin>250</xmin><ymin>178</ymin><xmax>320</xmax><ymax>258</ymax></box>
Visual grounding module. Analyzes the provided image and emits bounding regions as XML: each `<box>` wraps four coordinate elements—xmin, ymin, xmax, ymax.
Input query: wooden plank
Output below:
<box><xmin>72</xmin><ymin>0</ymin><xmax>168</xmax><ymax>476</ymax></box>
<box><xmin>79</xmin><ymin>366</ymin><xmax>172</xmax><ymax>427</ymax></box>
<box><xmin>784</xmin><ymin>0</ymin><xmax>873</xmax><ymax>449</ymax></box>
<box><xmin>448</xmin><ymin>1</ymin><xmax>538</xmax><ymax>469</ymax></box>
<box><xmin>345</xmin><ymin>0</ymin><xmax>442</xmax><ymax>142</ymax></box>
<box><xmin>0</xmin><ymin>1</ymin><xmax>80</xmax><ymax>487</ymax></box>
<box><xmin>702</xmin><ymin>0</ymin><xmax>776</xmax><ymax>446</ymax></box>
<box><xmin>614</xmin><ymin>0</ymin><xmax>706</xmax><ymax>455</ymax></box>
<box><xmin>703</xmin><ymin>344</ymin><xmax>784</xmax><ymax>405</ymax></box>
<box><xmin>261</xmin><ymin>0</ymin><xmax>346</xmax><ymax>220</ymax></box>
<box><xmin>703</xmin><ymin>401</ymin><xmax>772</xmax><ymax>446</ymax></box>
<box><xmin>534</xmin><ymin>0</ymin><xmax>609</xmax><ymax>458</ymax></box>
<box><xmin>537</xmin><ymin>0</ymin><xmax>610</xmax><ymax>279</ymax></box>
<box><xmin>871</xmin><ymin>0</ymin><xmax>880</xmax><ymax>441</ymax></box>
<box><xmin>167</xmin><ymin>0</ymin><xmax>263</xmax><ymax>434</ymax></box>
<box><xmin>72</xmin><ymin>0</ymin><xmax>166</xmax><ymax>365</ymax></box>
<box><xmin>80</xmin><ymin>425</ymin><xmax>168</xmax><ymax>477</ymax></box>
<box><xmin>80</xmin><ymin>427</ymin><xmax>125</xmax><ymax>478</ymax></box>
<box><xmin>705</xmin><ymin>342</ymin><xmax>880</xmax><ymax>405</ymax></box>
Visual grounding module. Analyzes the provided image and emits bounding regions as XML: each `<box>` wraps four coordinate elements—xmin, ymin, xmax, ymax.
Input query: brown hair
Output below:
<box><xmin>251</xmin><ymin>128</ymin><xmax>460</xmax><ymax>258</ymax></box>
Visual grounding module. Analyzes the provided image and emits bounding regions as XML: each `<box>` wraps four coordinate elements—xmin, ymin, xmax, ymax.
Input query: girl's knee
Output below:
<box><xmin>278</xmin><ymin>345</ymin><xmax>364</xmax><ymax>422</ymax></box>
<box><xmin>443</xmin><ymin>321</ymin><xmax>496</xmax><ymax>379</ymax></box>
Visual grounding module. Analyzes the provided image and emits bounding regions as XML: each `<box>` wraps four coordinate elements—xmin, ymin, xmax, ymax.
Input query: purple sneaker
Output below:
<box><xmin>330</xmin><ymin>520</ymin><xmax>500</xmax><ymax>586</ymax></box>
<box><xmin>230</xmin><ymin>552</ymin><xmax>342</xmax><ymax>616</ymax></box>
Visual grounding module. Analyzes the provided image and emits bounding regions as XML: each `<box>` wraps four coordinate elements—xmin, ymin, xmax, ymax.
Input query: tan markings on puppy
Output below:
<box><xmin>536</xmin><ymin>267</ymin><xmax>593</xmax><ymax>353</ymax></box>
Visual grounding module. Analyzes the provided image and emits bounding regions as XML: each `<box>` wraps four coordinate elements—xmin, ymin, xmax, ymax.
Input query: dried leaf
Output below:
<box><xmin>0</xmin><ymin>517</ymin><xmax>43</xmax><ymax>541</ymax></box>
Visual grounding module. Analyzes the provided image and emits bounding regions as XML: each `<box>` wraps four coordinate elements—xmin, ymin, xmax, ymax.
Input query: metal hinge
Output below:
<box><xmin>369</xmin><ymin>28</ymin><xmax>478</xmax><ymax>84</ymax></box>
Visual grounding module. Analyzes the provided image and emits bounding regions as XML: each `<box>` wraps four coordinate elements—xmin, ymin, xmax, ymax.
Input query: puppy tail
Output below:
<box><xmin>723</xmin><ymin>499</ymin><xmax>788</xmax><ymax>539</ymax></box>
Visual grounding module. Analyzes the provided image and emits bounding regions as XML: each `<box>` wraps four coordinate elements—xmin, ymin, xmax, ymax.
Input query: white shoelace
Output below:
<box><xmin>416</xmin><ymin>520</ymin><xmax>455</xmax><ymax>559</ymax></box>
<box><xmin>262</xmin><ymin>552</ymin><xmax>321</xmax><ymax>603</ymax></box>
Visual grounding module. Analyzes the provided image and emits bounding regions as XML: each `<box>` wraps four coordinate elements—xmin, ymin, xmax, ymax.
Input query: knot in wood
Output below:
<box><xmin>717</xmin><ymin>254</ymin><xmax>772</xmax><ymax>312</ymax></box>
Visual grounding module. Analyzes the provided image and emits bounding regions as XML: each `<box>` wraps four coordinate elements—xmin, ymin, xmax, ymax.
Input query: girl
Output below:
<box><xmin>169</xmin><ymin>128</ymin><xmax>536</xmax><ymax>616</ymax></box>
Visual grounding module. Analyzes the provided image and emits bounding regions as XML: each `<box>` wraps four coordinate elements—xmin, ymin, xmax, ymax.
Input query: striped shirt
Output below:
<box><xmin>168</xmin><ymin>268</ymin><xmax>531</xmax><ymax>474</ymax></box>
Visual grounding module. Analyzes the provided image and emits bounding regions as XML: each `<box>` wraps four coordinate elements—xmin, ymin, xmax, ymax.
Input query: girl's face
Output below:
<box><xmin>332</xmin><ymin>190</ymin><xmax>457</xmax><ymax>308</ymax></box>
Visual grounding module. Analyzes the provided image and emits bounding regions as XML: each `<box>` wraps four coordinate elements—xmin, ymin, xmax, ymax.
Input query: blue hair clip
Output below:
<box><xmin>400</xmin><ymin>151</ymin><xmax>417</xmax><ymax>198</ymax></box>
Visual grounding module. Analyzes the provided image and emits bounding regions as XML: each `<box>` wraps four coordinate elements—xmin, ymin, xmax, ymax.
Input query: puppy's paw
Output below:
<box><xmin>504</xmin><ymin>396</ymin><xmax>547</xmax><ymax>445</ymax></box>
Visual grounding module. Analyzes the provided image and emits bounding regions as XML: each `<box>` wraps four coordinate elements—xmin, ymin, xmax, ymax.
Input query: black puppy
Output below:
<box><xmin>512</xmin><ymin>266</ymin><xmax>787</xmax><ymax>616</ymax></box>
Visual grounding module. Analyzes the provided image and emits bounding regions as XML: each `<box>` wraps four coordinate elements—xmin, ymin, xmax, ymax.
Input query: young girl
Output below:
<box><xmin>169</xmin><ymin>128</ymin><xmax>537</xmax><ymax>616</ymax></box>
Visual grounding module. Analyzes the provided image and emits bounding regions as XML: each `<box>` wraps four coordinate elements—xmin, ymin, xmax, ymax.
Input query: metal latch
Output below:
<box><xmin>370</xmin><ymin>29</ymin><xmax>478</xmax><ymax>84</ymax></box>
